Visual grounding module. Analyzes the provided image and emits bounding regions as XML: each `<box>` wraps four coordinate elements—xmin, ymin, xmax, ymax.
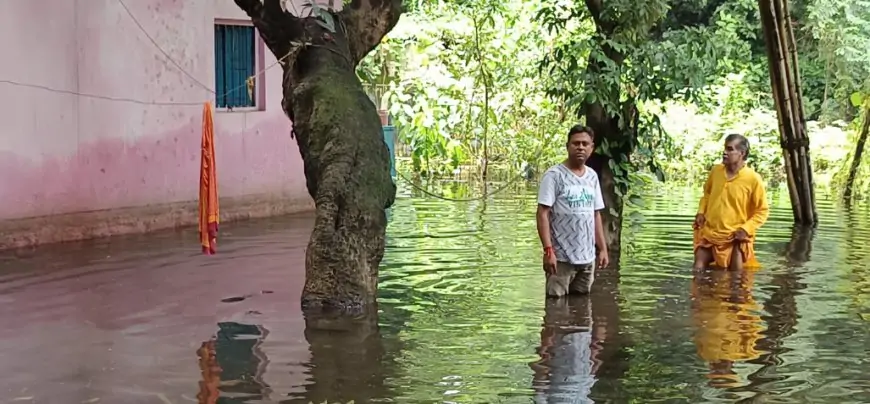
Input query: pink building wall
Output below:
<box><xmin>0</xmin><ymin>0</ymin><xmax>314</xmax><ymax>248</ymax></box>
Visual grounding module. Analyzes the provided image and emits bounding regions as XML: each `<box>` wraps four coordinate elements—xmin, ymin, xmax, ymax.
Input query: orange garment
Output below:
<box><xmin>691</xmin><ymin>269</ymin><xmax>763</xmax><ymax>387</ymax></box>
<box><xmin>199</xmin><ymin>102</ymin><xmax>219</xmax><ymax>255</ymax></box>
<box><xmin>196</xmin><ymin>340</ymin><xmax>221</xmax><ymax>403</ymax></box>
<box><xmin>694</xmin><ymin>164</ymin><xmax>769</xmax><ymax>269</ymax></box>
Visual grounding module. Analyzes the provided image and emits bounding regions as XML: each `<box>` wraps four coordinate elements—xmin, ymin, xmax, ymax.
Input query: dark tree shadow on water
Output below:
<box><xmin>733</xmin><ymin>225</ymin><xmax>811</xmax><ymax>401</ymax></box>
<box><xmin>587</xmin><ymin>271</ymin><xmax>631</xmax><ymax>397</ymax></box>
<box><xmin>291</xmin><ymin>308</ymin><xmax>393</xmax><ymax>404</ymax></box>
<box><xmin>287</xmin><ymin>313</ymin><xmax>389</xmax><ymax>403</ymax></box>
<box><xmin>780</xmin><ymin>225</ymin><xmax>815</xmax><ymax>267</ymax></box>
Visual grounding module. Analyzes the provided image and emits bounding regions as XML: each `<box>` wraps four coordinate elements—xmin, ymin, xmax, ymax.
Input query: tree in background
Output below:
<box><xmin>842</xmin><ymin>94</ymin><xmax>870</xmax><ymax>204</ymax></box>
<box><xmin>811</xmin><ymin>0</ymin><xmax>870</xmax><ymax>203</ymax></box>
<box><xmin>537</xmin><ymin>0</ymin><xmax>741</xmax><ymax>257</ymax></box>
<box><xmin>360</xmin><ymin>0</ymin><xmax>572</xmax><ymax>181</ymax></box>
<box><xmin>357</xmin><ymin>0</ymin><xmax>870</xmax><ymax>253</ymax></box>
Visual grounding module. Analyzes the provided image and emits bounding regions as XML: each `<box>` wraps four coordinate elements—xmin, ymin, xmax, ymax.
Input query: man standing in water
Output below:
<box><xmin>537</xmin><ymin>125</ymin><xmax>609</xmax><ymax>297</ymax></box>
<box><xmin>693</xmin><ymin>134</ymin><xmax>770</xmax><ymax>270</ymax></box>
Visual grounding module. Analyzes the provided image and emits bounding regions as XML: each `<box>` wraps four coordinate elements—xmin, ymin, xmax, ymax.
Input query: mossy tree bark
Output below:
<box><xmin>234</xmin><ymin>0</ymin><xmax>400</xmax><ymax>313</ymax></box>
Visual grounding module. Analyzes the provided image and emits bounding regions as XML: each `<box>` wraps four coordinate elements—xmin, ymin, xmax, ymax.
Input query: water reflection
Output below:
<box><xmin>781</xmin><ymin>225</ymin><xmax>814</xmax><ymax>265</ymax></box>
<box><xmin>196</xmin><ymin>312</ymin><xmax>394</xmax><ymax>404</ymax></box>
<box><xmin>530</xmin><ymin>296</ymin><xmax>601</xmax><ymax>403</ymax></box>
<box><xmin>585</xmin><ymin>273</ymin><xmax>630</xmax><ymax>400</ymax></box>
<box><xmin>293</xmin><ymin>309</ymin><xmax>393</xmax><ymax>403</ymax></box>
<box><xmin>527</xmin><ymin>271</ymin><xmax>632</xmax><ymax>403</ymax></box>
<box><xmin>744</xmin><ymin>226</ymin><xmax>808</xmax><ymax>399</ymax></box>
<box><xmin>2</xmin><ymin>184</ymin><xmax>870</xmax><ymax>403</ymax></box>
<box><xmin>690</xmin><ymin>268</ymin><xmax>763</xmax><ymax>389</ymax></box>
<box><xmin>197</xmin><ymin>322</ymin><xmax>271</xmax><ymax>403</ymax></box>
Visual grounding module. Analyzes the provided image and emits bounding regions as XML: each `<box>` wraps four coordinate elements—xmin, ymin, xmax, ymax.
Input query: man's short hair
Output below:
<box><xmin>725</xmin><ymin>133</ymin><xmax>750</xmax><ymax>160</ymax></box>
<box><xmin>568</xmin><ymin>125</ymin><xmax>595</xmax><ymax>142</ymax></box>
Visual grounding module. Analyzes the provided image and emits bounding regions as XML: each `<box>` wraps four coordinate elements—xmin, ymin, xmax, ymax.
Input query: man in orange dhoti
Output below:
<box><xmin>693</xmin><ymin>134</ymin><xmax>769</xmax><ymax>270</ymax></box>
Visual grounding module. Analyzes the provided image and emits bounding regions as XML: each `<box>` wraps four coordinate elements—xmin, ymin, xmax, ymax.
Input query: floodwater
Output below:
<box><xmin>1</xmin><ymin>182</ymin><xmax>869</xmax><ymax>403</ymax></box>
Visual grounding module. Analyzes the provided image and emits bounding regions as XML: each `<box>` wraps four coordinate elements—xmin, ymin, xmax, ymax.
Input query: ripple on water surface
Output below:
<box><xmin>1</xmin><ymin>184</ymin><xmax>870</xmax><ymax>403</ymax></box>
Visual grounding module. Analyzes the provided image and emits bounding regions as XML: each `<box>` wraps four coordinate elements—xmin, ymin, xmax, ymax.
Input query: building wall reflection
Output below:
<box><xmin>197</xmin><ymin>322</ymin><xmax>270</xmax><ymax>403</ymax></box>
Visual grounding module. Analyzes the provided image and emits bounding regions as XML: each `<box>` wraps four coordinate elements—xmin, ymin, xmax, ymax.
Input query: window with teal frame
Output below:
<box><xmin>214</xmin><ymin>24</ymin><xmax>256</xmax><ymax>109</ymax></box>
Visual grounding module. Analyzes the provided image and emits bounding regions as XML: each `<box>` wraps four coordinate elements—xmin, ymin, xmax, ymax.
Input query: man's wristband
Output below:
<box><xmin>543</xmin><ymin>246</ymin><xmax>554</xmax><ymax>256</ymax></box>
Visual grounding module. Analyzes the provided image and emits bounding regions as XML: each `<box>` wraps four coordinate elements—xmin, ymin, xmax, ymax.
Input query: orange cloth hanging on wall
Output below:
<box><xmin>199</xmin><ymin>101</ymin><xmax>219</xmax><ymax>254</ymax></box>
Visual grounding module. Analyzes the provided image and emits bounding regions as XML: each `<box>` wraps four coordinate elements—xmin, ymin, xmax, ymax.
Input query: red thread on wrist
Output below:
<box><xmin>543</xmin><ymin>246</ymin><xmax>554</xmax><ymax>257</ymax></box>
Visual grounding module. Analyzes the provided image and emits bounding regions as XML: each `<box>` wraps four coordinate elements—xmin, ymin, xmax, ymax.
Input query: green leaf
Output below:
<box><xmin>850</xmin><ymin>92</ymin><xmax>865</xmax><ymax>108</ymax></box>
<box><xmin>628</xmin><ymin>194</ymin><xmax>644</xmax><ymax>207</ymax></box>
<box><xmin>586</xmin><ymin>92</ymin><xmax>597</xmax><ymax>105</ymax></box>
<box><xmin>613</xmin><ymin>164</ymin><xmax>623</xmax><ymax>176</ymax></box>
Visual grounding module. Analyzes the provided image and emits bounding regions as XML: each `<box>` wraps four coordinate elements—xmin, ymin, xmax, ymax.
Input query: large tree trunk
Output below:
<box><xmin>758</xmin><ymin>0</ymin><xmax>817</xmax><ymax>225</ymax></box>
<box><xmin>234</xmin><ymin>0</ymin><xmax>400</xmax><ymax>313</ymax></box>
<box><xmin>580</xmin><ymin>0</ymin><xmax>635</xmax><ymax>262</ymax></box>
<box><xmin>585</xmin><ymin>107</ymin><xmax>632</xmax><ymax>263</ymax></box>
<box><xmin>842</xmin><ymin>105</ymin><xmax>870</xmax><ymax>203</ymax></box>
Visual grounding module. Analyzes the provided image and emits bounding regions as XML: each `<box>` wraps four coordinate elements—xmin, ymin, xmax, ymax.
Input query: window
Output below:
<box><xmin>214</xmin><ymin>23</ymin><xmax>256</xmax><ymax>109</ymax></box>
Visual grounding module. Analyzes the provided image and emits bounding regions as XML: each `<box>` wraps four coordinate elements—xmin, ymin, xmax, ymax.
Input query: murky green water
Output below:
<box><xmin>1</xmin><ymin>181</ymin><xmax>869</xmax><ymax>403</ymax></box>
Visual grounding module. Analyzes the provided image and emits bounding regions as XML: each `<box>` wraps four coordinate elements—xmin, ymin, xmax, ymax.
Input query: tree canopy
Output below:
<box><xmin>358</xmin><ymin>0</ymin><xmax>870</xmax><ymax>201</ymax></box>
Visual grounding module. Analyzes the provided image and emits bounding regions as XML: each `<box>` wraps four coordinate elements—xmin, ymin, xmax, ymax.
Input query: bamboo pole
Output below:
<box><xmin>771</xmin><ymin>0</ymin><xmax>807</xmax><ymax>221</ymax></box>
<box><xmin>758</xmin><ymin>0</ymin><xmax>817</xmax><ymax>225</ymax></box>
<box><xmin>773</xmin><ymin>0</ymin><xmax>806</xmax><ymax>222</ymax></box>
<box><xmin>779</xmin><ymin>0</ymin><xmax>817</xmax><ymax>224</ymax></box>
<box><xmin>759</xmin><ymin>0</ymin><xmax>802</xmax><ymax>222</ymax></box>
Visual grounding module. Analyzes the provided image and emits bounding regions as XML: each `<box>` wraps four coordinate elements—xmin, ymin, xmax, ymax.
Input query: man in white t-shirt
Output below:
<box><xmin>536</xmin><ymin>125</ymin><xmax>609</xmax><ymax>296</ymax></box>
